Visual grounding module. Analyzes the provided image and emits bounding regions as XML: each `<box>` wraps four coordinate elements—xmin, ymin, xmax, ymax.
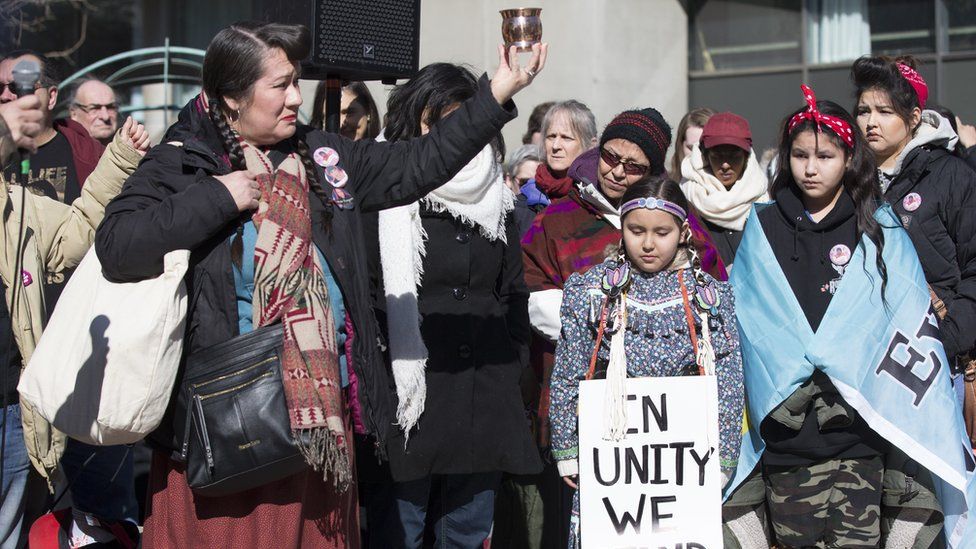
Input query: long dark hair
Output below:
<box><xmin>202</xmin><ymin>21</ymin><xmax>331</xmax><ymax>260</ymax></box>
<box><xmin>309</xmin><ymin>80</ymin><xmax>381</xmax><ymax>138</ymax></box>
<box><xmin>384</xmin><ymin>62</ymin><xmax>504</xmax><ymax>161</ymax></box>
<box><xmin>851</xmin><ymin>55</ymin><xmax>922</xmax><ymax>130</ymax></box>
<box><xmin>772</xmin><ymin>99</ymin><xmax>888</xmax><ymax>296</ymax></box>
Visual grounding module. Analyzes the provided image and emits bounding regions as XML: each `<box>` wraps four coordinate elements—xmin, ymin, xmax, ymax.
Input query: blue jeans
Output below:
<box><xmin>0</xmin><ymin>404</ymin><xmax>29</xmax><ymax>549</ymax></box>
<box><xmin>59</xmin><ymin>439</ymin><xmax>138</xmax><ymax>524</ymax></box>
<box><xmin>376</xmin><ymin>472</ymin><xmax>501</xmax><ymax>549</ymax></box>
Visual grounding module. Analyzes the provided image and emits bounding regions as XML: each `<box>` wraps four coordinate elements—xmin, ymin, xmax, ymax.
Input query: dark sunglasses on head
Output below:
<box><xmin>600</xmin><ymin>148</ymin><xmax>650</xmax><ymax>177</ymax></box>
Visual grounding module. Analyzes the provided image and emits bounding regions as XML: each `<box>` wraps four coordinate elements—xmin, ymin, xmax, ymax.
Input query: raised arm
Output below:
<box><xmin>38</xmin><ymin>120</ymin><xmax>147</xmax><ymax>273</ymax></box>
<box><xmin>325</xmin><ymin>44</ymin><xmax>548</xmax><ymax>212</ymax></box>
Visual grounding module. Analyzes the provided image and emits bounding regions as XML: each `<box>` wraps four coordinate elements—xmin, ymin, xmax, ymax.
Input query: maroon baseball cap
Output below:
<box><xmin>701</xmin><ymin>112</ymin><xmax>752</xmax><ymax>152</ymax></box>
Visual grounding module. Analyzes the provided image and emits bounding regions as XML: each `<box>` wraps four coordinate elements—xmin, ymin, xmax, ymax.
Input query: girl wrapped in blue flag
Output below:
<box><xmin>548</xmin><ymin>176</ymin><xmax>745</xmax><ymax>548</ymax></box>
<box><xmin>724</xmin><ymin>86</ymin><xmax>976</xmax><ymax>548</ymax></box>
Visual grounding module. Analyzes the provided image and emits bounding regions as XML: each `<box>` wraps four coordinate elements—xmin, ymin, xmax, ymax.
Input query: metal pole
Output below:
<box><xmin>164</xmin><ymin>37</ymin><xmax>171</xmax><ymax>128</ymax></box>
<box><xmin>935</xmin><ymin>0</ymin><xmax>948</xmax><ymax>106</ymax></box>
<box><xmin>800</xmin><ymin>2</ymin><xmax>809</xmax><ymax>84</ymax></box>
<box><xmin>324</xmin><ymin>77</ymin><xmax>342</xmax><ymax>134</ymax></box>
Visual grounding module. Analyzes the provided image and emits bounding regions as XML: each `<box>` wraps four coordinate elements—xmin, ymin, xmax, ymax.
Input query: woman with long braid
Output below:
<box><xmin>94</xmin><ymin>21</ymin><xmax>546</xmax><ymax>548</ymax></box>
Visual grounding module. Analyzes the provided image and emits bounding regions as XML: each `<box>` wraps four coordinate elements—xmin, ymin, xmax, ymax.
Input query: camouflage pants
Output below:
<box><xmin>764</xmin><ymin>457</ymin><xmax>884</xmax><ymax>548</ymax></box>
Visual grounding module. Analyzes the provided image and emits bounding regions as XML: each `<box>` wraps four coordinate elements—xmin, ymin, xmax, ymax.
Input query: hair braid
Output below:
<box><xmin>208</xmin><ymin>99</ymin><xmax>246</xmax><ymax>170</ymax></box>
<box><xmin>294</xmin><ymin>136</ymin><xmax>334</xmax><ymax>229</ymax></box>
<box><xmin>205</xmin><ymin>99</ymin><xmax>249</xmax><ymax>267</ymax></box>
<box><xmin>684</xmin><ymin>228</ymin><xmax>707</xmax><ymax>287</ymax></box>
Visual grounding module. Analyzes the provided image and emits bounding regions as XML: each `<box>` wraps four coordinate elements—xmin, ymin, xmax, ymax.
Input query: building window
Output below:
<box><xmin>805</xmin><ymin>0</ymin><xmax>870</xmax><ymax>64</ymax></box>
<box><xmin>689</xmin><ymin>0</ymin><xmax>962</xmax><ymax>74</ymax></box>
<box><xmin>689</xmin><ymin>0</ymin><xmax>802</xmax><ymax>72</ymax></box>
<box><xmin>867</xmin><ymin>0</ymin><xmax>935</xmax><ymax>55</ymax></box>
<box><xmin>946</xmin><ymin>0</ymin><xmax>976</xmax><ymax>52</ymax></box>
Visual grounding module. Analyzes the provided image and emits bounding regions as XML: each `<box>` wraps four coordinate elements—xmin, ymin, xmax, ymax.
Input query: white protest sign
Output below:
<box><xmin>579</xmin><ymin>376</ymin><xmax>722</xmax><ymax>549</ymax></box>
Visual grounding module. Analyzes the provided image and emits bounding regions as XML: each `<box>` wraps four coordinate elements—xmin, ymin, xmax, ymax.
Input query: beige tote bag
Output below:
<box><xmin>18</xmin><ymin>247</ymin><xmax>189</xmax><ymax>445</ymax></box>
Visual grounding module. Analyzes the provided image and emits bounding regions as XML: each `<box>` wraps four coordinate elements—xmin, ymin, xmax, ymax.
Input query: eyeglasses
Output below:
<box><xmin>600</xmin><ymin>148</ymin><xmax>650</xmax><ymax>177</ymax></box>
<box><xmin>72</xmin><ymin>102</ymin><xmax>118</xmax><ymax>114</ymax></box>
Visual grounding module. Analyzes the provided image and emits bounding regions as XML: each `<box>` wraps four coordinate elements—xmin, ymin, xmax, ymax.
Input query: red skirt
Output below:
<box><xmin>142</xmin><ymin>448</ymin><xmax>359</xmax><ymax>548</ymax></box>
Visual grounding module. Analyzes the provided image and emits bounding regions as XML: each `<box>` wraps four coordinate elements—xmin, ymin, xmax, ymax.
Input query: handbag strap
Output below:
<box><xmin>678</xmin><ymin>270</ymin><xmax>705</xmax><ymax>376</ymax></box>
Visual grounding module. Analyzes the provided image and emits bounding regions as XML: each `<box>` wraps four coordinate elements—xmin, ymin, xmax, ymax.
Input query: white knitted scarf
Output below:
<box><xmin>378</xmin><ymin>143</ymin><xmax>514</xmax><ymax>440</ymax></box>
<box><xmin>680</xmin><ymin>144</ymin><xmax>769</xmax><ymax>231</ymax></box>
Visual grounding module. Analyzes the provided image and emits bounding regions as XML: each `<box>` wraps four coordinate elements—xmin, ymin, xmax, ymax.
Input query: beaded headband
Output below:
<box><xmin>787</xmin><ymin>85</ymin><xmax>856</xmax><ymax>149</ymax></box>
<box><xmin>620</xmin><ymin>196</ymin><xmax>687</xmax><ymax>221</ymax></box>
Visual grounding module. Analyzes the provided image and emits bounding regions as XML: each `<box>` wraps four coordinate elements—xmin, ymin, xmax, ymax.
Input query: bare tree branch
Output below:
<box><xmin>45</xmin><ymin>8</ymin><xmax>87</xmax><ymax>59</ymax></box>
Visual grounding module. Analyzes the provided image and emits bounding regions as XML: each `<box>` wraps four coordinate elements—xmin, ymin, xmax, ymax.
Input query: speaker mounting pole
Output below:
<box><xmin>324</xmin><ymin>77</ymin><xmax>343</xmax><ymax>134</ymax></box>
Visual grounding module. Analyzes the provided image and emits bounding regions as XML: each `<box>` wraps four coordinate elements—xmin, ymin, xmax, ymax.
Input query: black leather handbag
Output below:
<box><xmin>174</xmin><ymin>324</ymin><xmax>309</xmax><ymax>496</ymax></box>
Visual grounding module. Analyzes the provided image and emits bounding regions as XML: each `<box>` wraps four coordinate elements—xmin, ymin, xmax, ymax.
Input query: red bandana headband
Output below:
<box><xmin>897</xmin><ymin>63</ymin><xmax>928</xmax><ymax>109</ymax></box>
<box><xmin>787</xmin><ymin>84</ymin><xmax>855</xmax><ymax>149</ymax></box>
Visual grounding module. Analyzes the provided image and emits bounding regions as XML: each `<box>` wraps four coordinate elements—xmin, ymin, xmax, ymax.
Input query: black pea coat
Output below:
<box><xmin>366</xmin><ymin>206</ymin><xmax>542</xmax><ymax>482</ymax></box>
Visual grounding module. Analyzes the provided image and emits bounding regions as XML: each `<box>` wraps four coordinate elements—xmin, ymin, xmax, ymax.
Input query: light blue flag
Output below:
<box><xmin>727</xmin><ymin>203</ymin><xmax>976</xmax><ymax>547</ymax></box>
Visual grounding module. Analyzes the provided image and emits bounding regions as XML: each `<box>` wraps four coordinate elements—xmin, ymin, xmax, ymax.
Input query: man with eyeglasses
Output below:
<box><xmin>67</xmin><ymin>79</ymin><xmax>119</xmax><ymax>146</ymax></box>
<box><xmin>0</xmin><ymin>50</ymin><xmax>104</xmax><ymax>205</ymax></box>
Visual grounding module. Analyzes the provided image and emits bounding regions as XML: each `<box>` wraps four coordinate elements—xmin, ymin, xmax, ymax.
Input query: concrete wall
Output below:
<box><xmin>301</xmin><ymin>0</ymin><xmax>689</xmax><ymax>153</ymax></box>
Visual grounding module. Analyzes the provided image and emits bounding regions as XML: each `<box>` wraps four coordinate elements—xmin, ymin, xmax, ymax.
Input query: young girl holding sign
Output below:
<box><xmin>725</xmin><ymin>87</ymin><xmax>976</xmax><ymax>547</ymax></box>
<box><xmin>549</xmin><ymin>176</ymin><xmax>744</xmax><ymax>547</ymax></box>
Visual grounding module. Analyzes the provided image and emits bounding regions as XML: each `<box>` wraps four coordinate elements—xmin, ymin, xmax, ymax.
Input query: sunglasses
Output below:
<box><xmin>600</xmin><ymin>148</ymin><xmax>650</xmax><ymax>177</ymax></box>
<box><xmin>0</xmin><ymin>81</ymin><xmax>43</xmax><ymax>95</ymax></box>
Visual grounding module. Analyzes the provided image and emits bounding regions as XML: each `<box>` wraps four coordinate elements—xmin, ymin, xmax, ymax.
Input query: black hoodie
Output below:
<box><xmin>756</xmin><ymin>185</ymin><xmax>886</xmax><ymax>465</ymax></box>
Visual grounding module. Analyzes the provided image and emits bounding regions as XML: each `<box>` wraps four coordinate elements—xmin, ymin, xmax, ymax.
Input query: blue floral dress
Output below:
<box><xmin>549</xmin><ymin>258</ymin><xmax>744</xmax><ymax>547</ymax></box>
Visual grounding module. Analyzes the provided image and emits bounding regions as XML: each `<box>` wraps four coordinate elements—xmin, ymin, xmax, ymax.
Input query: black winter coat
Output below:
<box><xmin>884</xmin><ymin>145</ymin><xmax>976</xmax><ymax>363</ymax></box>
<box><xmin>367</xmin><ymin>206</ymin><xmax>541</xmax><ymax>482</ymax></box>
<box><xmin>94</xmin><ymin>76</ymin><xmax>516</xmax><ymax>455</ymax></box>
<box><xmin>962</xmin><ymin>145</ymin><xmax>976</xmax><ymax>173</ymax></box>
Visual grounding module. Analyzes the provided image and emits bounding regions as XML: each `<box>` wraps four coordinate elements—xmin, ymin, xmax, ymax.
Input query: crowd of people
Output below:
<box><xmin>0</xmin><ymin>19</ymin><xmax>975</xmax><ymax>549</ymax></box>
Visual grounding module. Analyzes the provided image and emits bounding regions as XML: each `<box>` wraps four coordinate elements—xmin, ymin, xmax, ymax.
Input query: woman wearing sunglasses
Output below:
<box><xmin>680</xmin><ymin>112</ymin><xmax>769</xmax><ymax>266</ymax></box>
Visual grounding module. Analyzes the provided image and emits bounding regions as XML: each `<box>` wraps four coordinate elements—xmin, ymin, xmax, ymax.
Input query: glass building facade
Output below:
<box><xmin>689</xmin><ymin>0</ymin><xmax>976</xmax><ymax>149</ymax></box>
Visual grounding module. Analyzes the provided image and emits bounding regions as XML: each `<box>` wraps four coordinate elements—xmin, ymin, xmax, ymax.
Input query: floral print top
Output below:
<box><xmin>549</xmin><ymin>258</ymin><xmax>745</xmax><ymax>478</ymax></box>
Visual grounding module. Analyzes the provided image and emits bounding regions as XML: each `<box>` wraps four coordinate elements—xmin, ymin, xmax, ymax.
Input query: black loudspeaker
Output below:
<box><xmin>253</xmin><ymin>0</ymin><xmax>421</xmax><ymax>83</ymax></box>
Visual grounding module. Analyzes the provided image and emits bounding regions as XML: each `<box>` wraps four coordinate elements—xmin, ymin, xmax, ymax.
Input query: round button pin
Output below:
<box><xmin>903</xmin><ymin>192</ymin><xmax>922</xmax><ymax>212</ymax></box>
<box><xmin>829</xmin><ymin>244</ymin><xmax>852</xmax><ymax>267</ymax></box>
<box><xmin>324</xmin><ymin>165</ymin><xmax>348</xmax><ymax>188</ymax></box>
<box><xmin>331</xmin><ymin>187</ymin><xmax>354</xmax><ymax>210</ymax></box>
<box><xmin>313</xmin><ymin>147</ymin><xmax>339</xmax><ymax>167</ymax></box>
